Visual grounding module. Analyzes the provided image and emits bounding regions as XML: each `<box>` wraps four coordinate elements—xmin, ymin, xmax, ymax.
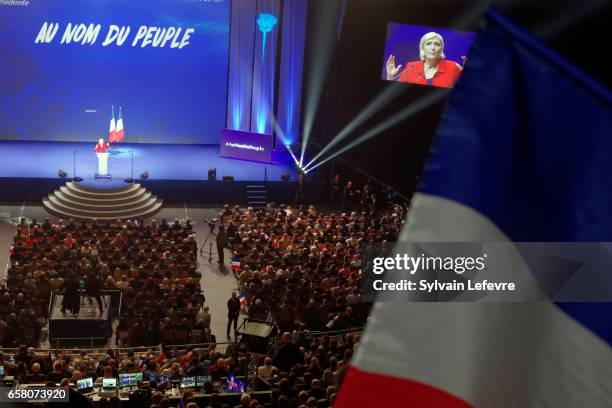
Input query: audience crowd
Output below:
<box><xmin>225</xmin><ymin>198</ymin><xmax>406</xmax><ymax>333</ymax></box>
<box><xmin>2</xmin><ymin>217</ymin><xmax>201</xmax><ymax>348</ymax></box>
<box><xmin>0</xmin><ymin>329</ymin><xmax>358</xmax><ymax>408</ymax></box>
<box><xmin>0</xmin><ymin>177</ymin><xmax>407</xmax><ymax>406</ymax></box>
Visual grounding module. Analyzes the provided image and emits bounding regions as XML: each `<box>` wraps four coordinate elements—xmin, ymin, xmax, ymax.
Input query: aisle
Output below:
<box><xmin>159</xmin><ymin>207</ymin><xmax>245</xmax><ymax>350</ymax></box>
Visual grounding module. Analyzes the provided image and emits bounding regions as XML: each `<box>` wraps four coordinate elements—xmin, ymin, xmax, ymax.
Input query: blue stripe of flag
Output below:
<box><xmin>418</xmin><ymin>7</ymin><xmax>612</xmax><ymax>343</ymax></box>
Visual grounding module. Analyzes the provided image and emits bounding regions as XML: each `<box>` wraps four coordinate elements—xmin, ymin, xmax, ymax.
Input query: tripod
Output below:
<box><xmin>199</xmin><ymin>222</ymin><xmax>218</xmax><ymax>263</ymax></box>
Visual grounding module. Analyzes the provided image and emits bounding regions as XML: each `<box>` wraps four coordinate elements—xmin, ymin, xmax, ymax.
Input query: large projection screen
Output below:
<box><xmin>0</xmin><ymin>0</ymin><xmax>230</xmax><ymax>144</ymax></box>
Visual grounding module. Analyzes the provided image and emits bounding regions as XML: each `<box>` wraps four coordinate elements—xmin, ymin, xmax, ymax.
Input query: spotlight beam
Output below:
<box><xmin>287</xmin><ymin>145</ymin><xmax>300</xmax><ymax>166</ymax></box>
<box><xmin>303</xmin><ymin>83</ymin><xmax>406</xmax><ymax>170</ymax></box>
<box><xmin>306</xmin><ymin>88</ymin><xmax>450</xmax><ymax>173</ymax></box>
<box><xmin>299</xmin><ymin>1</ymin><xmax>343</xmax><ymax>165</ymax></box>
<box><xmin>272</xmin><ymin>115</ymin><xmax>300</xmax><ymax>167</ymax></box>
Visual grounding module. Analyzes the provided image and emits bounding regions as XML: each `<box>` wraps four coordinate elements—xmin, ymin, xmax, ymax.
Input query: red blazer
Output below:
<box><xmin>398</xmin><ymin>59</ymin><xmax>462</xmax><ymax>88</ymax></box>
<box><xmin>95</xmin><ymin>142</ymin><xmax>109</xmax><ymax>153</ymax></box>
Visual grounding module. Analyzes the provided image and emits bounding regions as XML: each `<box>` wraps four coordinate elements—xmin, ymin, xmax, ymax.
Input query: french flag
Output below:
<box><xmin>108</xmin><ymin>106</ymin><xmax>116</xmax><ymax>142</ymax></box>
<box><xmin>114</xmin><ymin>106</ymin><xmax>125</xmax><ymax>143</ymax></box>
<box><xmin>336</xmin><ymin>7</ymin><xmax>612</xmax><ymax>408</ymax></box>
<box><xmin>231</xmin><ymin>257</ymin><xmax>241</xmax><ymax>271</ymax></box>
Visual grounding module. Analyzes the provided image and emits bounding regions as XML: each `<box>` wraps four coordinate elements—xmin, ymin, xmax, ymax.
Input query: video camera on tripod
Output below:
<box><xmin>199</xmin><ymin>218</ymin><xmax>220</xmax><ymax>262</ymax></box>
<box><xmin>203</xmin><ymin>217</ymin><xmax>219</xmax><ymax>233</ymax></box>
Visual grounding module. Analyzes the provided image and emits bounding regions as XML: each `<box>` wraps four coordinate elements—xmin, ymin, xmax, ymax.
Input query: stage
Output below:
<box><xmin>0</xmin><ymin>141</ymin><xmax>299</xmax><ymax>203</ymax></box>
<box><xmin>49</xmin><ymin>294</ymin><xmax>113</xmax><ymax>347</ymax></box>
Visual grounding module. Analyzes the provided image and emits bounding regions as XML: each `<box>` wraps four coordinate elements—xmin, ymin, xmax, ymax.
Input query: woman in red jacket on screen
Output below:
<box><xmin>386</xmin><ymin>31</ymin><xmax>465</xmax><ymax>88</ymax></box>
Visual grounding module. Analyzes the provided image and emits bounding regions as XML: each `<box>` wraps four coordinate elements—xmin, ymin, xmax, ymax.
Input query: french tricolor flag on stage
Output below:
<box><xmin>336</xmin><ymin>7</ymin><xmax>612</xmax><ymax>408</ymax></box>
<box><xmin>114</xmin><ymin>106</ymin><xmax>125</xmax><ymax>143</ymax></box>
<box><xmin>108</xmin><ymin>106</ymin><xmax>116</xmax><ymax>142</ymax></box>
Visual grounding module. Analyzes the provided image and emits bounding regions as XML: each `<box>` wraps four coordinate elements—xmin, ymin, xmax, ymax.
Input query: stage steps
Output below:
<box><xmin>245</xmin><ymin>184</ymin><xmax>268</xmax><ymax>208</ymax></box>
<box><xmin>42</xmin><ymin>181</ymin><xmax>163</xmax><ymax>220</ymax></box>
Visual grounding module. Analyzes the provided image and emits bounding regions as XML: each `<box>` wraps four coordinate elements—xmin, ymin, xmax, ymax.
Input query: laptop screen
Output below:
<box><xmin>102</xmin><ymin>378</ymin><xmax>117</xmax><ymax>389</ymax></box>
<box><xmin>148</xmin><ymin>371</ymin><xmax>170</xmax><ymax>385</ymax></box>
<box><xmin>180</xmin><ymin>376</ymin><xmax>196</xmax><ymax>388</ymax></box>
<box><xmin>119</xmin><ymin>373</ymin><xmax>143</xmax><ymax>387</ymax></box>
<box><xmin>77</xmin><ymin>377</ymin><xmax>93</xmax><ymax>391</ymax></box>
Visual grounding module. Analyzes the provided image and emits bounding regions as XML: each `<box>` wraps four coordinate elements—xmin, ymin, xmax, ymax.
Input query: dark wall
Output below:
<box><xmin>302</xmin><ymin>0</ymin><xmax>610</xmax><ymax>197</ymax></box>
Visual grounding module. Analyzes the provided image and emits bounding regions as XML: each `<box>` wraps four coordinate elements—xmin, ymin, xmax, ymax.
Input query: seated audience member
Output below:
<box><xmin>257</xmin><ymin>357</ymin><xmax>277</xmax><ymax>381</ymax></box>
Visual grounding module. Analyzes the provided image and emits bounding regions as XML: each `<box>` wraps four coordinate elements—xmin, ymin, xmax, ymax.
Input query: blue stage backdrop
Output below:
<box><xmin>0</xmin><ymin>0</ymin><xmax>230</xmax><ymax>144</ymax></box>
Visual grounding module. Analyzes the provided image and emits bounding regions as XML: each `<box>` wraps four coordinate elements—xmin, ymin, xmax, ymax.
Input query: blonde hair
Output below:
<box><xmin>419</xmin><ymin>32</ymin><xmax>445</xmax><ymax>60</ymax></box>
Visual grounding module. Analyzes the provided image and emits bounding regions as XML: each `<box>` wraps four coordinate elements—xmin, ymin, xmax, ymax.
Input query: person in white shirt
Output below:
<box><xmin>257</xmin><ymin>357</ymin><xmax>277</xmax><ymax>380</ymax></box>
<box><xmin>115</xmin><ymin>275</ymin><xmax>130</xmax><ymax>291</ymax></box>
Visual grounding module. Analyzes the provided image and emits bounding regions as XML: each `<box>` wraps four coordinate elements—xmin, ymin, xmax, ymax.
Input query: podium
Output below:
<box><xmin>95</xmin><ymin>152</ymin><xmax>111</xmax><ymax>178</ymax></box>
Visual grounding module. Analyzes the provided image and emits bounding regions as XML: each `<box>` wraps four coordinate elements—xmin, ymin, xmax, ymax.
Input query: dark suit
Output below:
<box><xmin>273</xmin><ymin>341</ymin><xmax>303</xmax><ymax>372</ymax></box>
<box><xmin>216</xmin><ymin>228</ymin><xmax>228</xmax><ymax>263</ymax></box>
<box><xmin>227</xmin><ymin>297</ymin><xmax>241</xmax><ymax>337</ymax></box>
<box><xmin>85</xmin><ymin>274</ymin><xmax>104</xmax><ymax>314</ymax></box>
<box><xmin>342</xmin><ymin>185</ymin><xmax>355</xmax><ymax>211</ymax></box>
<box><xmin>330</xmin><ymin>178</ymin><xmax>341</xmax><ymax>207</ymax></box>
<box><xmin>293</xmin><ymin>178</ymin><xmax>306</xmax><ymax>205</ymax></box>
<box><xmin>61</xmin><ymin>279</ymin><xmax>80</xmax><ymax>314</ymax></box>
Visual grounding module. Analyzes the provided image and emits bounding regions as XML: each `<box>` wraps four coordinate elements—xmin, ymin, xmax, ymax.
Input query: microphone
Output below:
<box><xmin>398</xmin><ymin>63</ymin><xmax>424</xmax><ymax>82</ymax></box>
<box><xmin>411</xmin><ymin>64</ymin><xmax>426</xmax><ymax>82</ymax></box>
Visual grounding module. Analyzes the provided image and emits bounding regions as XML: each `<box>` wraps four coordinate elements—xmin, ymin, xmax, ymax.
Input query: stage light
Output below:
<box><xmin>304</xmin><ymin>83</ymin><xmax>406</xmax><ymax>169</ymax></box>
<box><xmin>58</xmin><ymin>169</ymin><xmax>67</xmax><ymax>178</ymax></box>
<box><xmin>306</xmin><ymin>88</ymin><xmax>450</xmax><ymax>173</ymax></box>
<box><xmin>140</xmin><ymin>171</ymin><xmax>149</xmax><ymax>180</ymax></box>
<box><xmin>257</xmin><ymin>13</ymin><xmax>278</xmax><ymax>65</ymax></box>
<box><xmin>272</xmin><ymin>115</ymin><xmax>301</xmax><ymax>167</ymax></box>
<box><xmin>208</xmin><ymin>168</ymin><xmax>217</xmax><ymax>181</ymax></box>
<box><xmin>299</xmin><ymin>0</ymin><xmax>344</xmax><ymax>165</ymax></box>
<box><xmin>286</xmin><ymin>145</ymin><xmax>300</xmax><ymax>167</ymax></box>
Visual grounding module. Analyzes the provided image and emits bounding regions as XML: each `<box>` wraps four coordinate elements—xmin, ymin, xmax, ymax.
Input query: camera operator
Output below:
<box><xmin>216</xmin><ymin>224</ymin><xmax>228</xmax><ymax>264</ymax></box>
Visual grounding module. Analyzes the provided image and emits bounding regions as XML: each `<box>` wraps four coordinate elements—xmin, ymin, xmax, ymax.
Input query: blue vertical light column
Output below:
<box><xmin>250</xmin><ymin>0</ymin><xmax>280</xmax><ymax>135</ymax></box>
<box><xmin>276</xmin><ymin>0</ymin><xmax>308</xmax><ymax>148</ymax></box>
<box><xmin>226</xmin><ymin>0</ymin><xmax>257</xmax><ymax>131</ymax></box>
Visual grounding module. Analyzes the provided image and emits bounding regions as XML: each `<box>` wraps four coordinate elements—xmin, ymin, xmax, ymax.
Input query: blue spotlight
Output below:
<box><xmin>257</xmin><ymin>13</ymin><xmax>278</xmax><ymax>65</ymax></box>
<box><xmin>256</xmin><ymin>111</ymin><xmax>267</xmax><ymax>135</ymax></box>
<box><xmin>272</xmin><ymin>114</ymin><xmax>300</xmax><ymax>167</ymax></box>
<box><xmin>232</xmin><ymin>107</ymin><xmax>241</xmax><ymax>130</ymax></box>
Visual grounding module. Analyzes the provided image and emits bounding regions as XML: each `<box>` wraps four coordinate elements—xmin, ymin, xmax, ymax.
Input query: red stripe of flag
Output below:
<box><xmin>114</xmin><ymin>107</ymin><xmax>125</xmax><ymax>143</ymax></box>
<box><xmin>335</xmin><ymin>366</ymin><xmax>472</xmax><ymax>408</ymax></box>
<box><xmin>109</xmin><ymin>115</ymin><xmax>116</xmax><ymax>143</ymax></box>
